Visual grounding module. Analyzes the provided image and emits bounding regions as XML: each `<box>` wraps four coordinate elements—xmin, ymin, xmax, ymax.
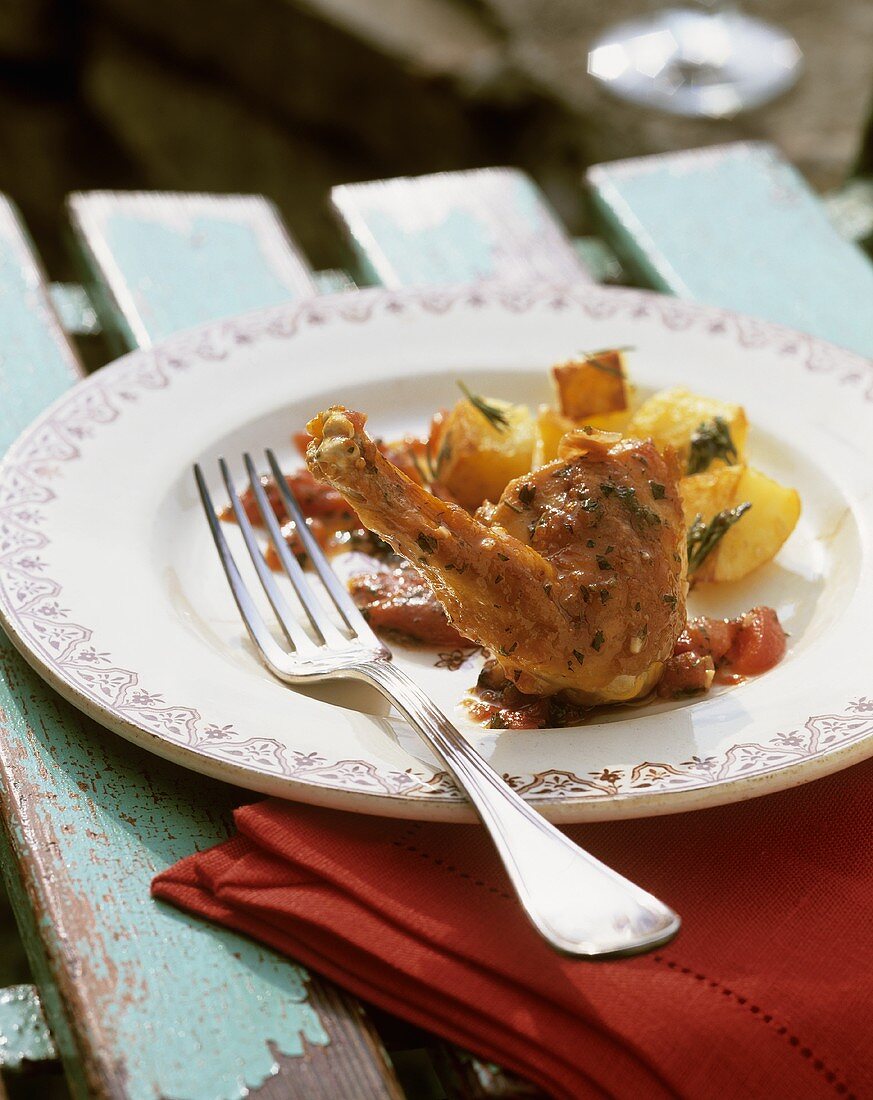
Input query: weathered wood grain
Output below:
<box><xmin>0</xmin><ymin>195</ymin><xmax>402</xmax><ymax>1099</ymax></box>
<box><xmin>332</xmin><ymin>168</ymin><xmax>592</xmax><ymax>288</ymax></box>
<box><xmin>67</xmin><ymin>191</ymin><xmax>318</xmax><ymax>347</ymax></box>
<box><xmin>0</xmin><ymin>657</ymin><xmax>407</xmax><ymax>1099</ymax></box>
<box><xmin>587</xmin><ymin>142</ymin><xmax>873</xmax><ymax>357</ymax></box>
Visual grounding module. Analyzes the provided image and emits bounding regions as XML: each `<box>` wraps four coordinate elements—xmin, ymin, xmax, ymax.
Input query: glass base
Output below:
<box><xmin>588</xmin><ymin>7</ymin><xmax>803</xmax><ymax>118</ymax></box>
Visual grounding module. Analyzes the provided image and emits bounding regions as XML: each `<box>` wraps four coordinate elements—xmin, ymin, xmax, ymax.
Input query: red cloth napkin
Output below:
<box><xmin>153</xmin><ymin>760</ymin><xmax>873</xmax><ymax>1099</ymax></box>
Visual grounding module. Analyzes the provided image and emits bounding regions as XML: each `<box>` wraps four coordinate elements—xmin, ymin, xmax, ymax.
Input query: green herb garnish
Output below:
<box><xmin>602</xmin><ymin>481</ymin><xmax>661</xmax><ymax>526</ymax></box>
<box><xmin>434</xmin><ymin>436</ymin><xmax>453</xmax><ymax>477</ymax></box>
<box><xmin>412</xmin><ymin>442</ymin><xmax>437</xmax><ymax>486</ymax></box>
<box><xmin>686</xmin><ymin>417</ymin><xmax>738</xmax><ymax>475</ymax></box>
<box><xmin>687</xmin><ymin>503</ymin><xmax>752</xmax><ymax>574</ymax></box>
<box><xmin>577</xmin><ymin>346</ymin><xmax>634</xmax><ymax>377</ymax></box>
<box><xmin>457</xmin><ymin>381</ymin><xmax>510</xmax><ymax>432</ymax></box>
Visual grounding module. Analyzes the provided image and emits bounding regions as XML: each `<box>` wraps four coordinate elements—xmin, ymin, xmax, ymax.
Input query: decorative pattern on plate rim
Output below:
<box><xmin>1</xmin><ymin>283</ymin><xmax>871</xmax><ymax>803</ymax></box>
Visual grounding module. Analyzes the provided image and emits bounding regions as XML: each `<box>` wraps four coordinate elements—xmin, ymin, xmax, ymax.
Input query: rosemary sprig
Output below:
<box><xmin>687</xmin><ymin>502</ymin><xmax>752</xmax><ymax>574</ymax></box>
<box><xmin>686</xmin><ymin>416</ymin><xmax>738</xmax><ymax>475</ymax></box>
<box><xmin>576</xmin><ymin>346</ymin><xmax>634</xmax><ymax>377</ymax></box>
<box><xmin>411</xmin><ymin>441</ymin><xmax>437</xmax><ymax>487</ymax></box>
<box><xmin>457</xmin><ymin>381</ymin><xmax>511</xmax><ymax>432</ymax></box>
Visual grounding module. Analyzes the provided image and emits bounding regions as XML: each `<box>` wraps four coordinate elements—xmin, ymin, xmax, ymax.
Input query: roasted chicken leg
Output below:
<box><xmin>306</xmin><ymin>406</ymin><xmax>687</xmax><ymax>704</ymax></box>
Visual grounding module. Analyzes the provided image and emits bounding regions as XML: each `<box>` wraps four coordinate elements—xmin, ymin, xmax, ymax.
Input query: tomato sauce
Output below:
<box><xmin>229</xmin><ymin>468</ymin><xmax>359</xmax><ymax>530</ymax></box>
<box><xmin>657</xmin><ymin>607</ymin><xmax>786</xmax><ymax>698</ymax></box>
<box><xmin>466</xmin><ymin>660</ymin><xmax>590</xmax><ymax>729</ymax></box>
<box><xmin>348</xmin><ymin>559</ymin><xmax>467</xmax><ymax>647</ymax></box>
<box><xmin>468</xmin><ymin>607</ymin><xmax>786</xmax><ymax>729</ymax></box>
<box><xmin>224</xmin><ymin>468</ymin><xmax>388</xmax><ymax>564</ymax></box>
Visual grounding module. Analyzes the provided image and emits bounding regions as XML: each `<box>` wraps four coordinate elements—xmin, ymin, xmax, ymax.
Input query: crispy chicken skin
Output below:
<box><xmin>306</xmin><ymin>406</ymin><xmax>687</xmax><ymax>704</ymax></box>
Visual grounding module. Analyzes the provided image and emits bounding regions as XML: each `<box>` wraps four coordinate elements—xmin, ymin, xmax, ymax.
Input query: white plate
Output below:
<box><xmin>1</xmin><ymin>283</ymin><xmax>871</xmax><ymax>822</ymax></box>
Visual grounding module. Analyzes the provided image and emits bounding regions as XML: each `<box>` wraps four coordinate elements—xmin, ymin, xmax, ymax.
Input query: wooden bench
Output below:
<box><xmin>1</xmin><ymin>145</ymin><xmax>871</xmax><ymax>1098</ymax></box>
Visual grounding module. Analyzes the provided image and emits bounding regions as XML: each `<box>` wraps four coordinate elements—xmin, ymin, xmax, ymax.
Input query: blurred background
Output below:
<box><xmin>2</xmin><ymin>0</ymin><xmax>872</xmax><ymax>284</ymax></box>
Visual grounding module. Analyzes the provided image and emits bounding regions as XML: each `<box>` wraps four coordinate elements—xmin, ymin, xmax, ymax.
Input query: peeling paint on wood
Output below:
<box><xmin>0</xmin><ymin>194</ymin><xmax>402</xmax><ymax>1100</ymax></box>
<box><xmin>332</xmin><ymin>168</ymin><xmax>591</xmax><ymax>289</ymax></box>
<box><xmin>0</xmin><ymin>637</ymin><xmax>346</xmax><ymax>1099</ymax></box>
<box><xmin>67</xmin><ymin>191</ymin><xmax>318</xmax><ymax>347</ymax></box>
<box><xmin>586</xmin><ymin>143</ymin><xmax>873</xmax><ymax>357</ymax></box>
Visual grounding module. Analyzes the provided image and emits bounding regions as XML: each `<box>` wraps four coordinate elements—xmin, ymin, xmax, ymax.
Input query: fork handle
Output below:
<box><xmin>358</xmin><ymin>661</ymin><xmax>680</xmax><ymax>957</ymax></box>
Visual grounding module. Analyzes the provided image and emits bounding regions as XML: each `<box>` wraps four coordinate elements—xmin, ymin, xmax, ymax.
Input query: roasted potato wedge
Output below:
<box><xmin>436</xmin><ymin>394</ymin><xmax>534</xmax><ymax>509</ymax></box>
<box><xmin>628</xmin><ymin>387</ymin><xmax>747</xmax><ymax>473</ymax></box>
<box><xmin>708</xmin><ymin>467</ymin><xmax>801</xmax><ymax>582</ymax></box>
<box><xmin>679</xmin><ymin>464</ymin><xmax>744</xmax><ymax>528</ymax></box>
<box><xmin>532</xmin><ymin>405</ymin><xmax>574</xmax><ymax>468</ymax></box>
<box><xmin>681</xmin><ymin>465</ymin><xmax>800</xmax><ymax>582</ymax></box>
<box><xmin>585</xmin><ymin>408</ymin><xmax>633</xmax><ymax>433</ymax></box>
<box><xmin>552</xmin><ymin>349</ymin><xmax>629</xmax><ymax>420</ymax></box>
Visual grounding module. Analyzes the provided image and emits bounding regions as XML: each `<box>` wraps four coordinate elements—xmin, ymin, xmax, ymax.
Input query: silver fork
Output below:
<box><xmin>195</xmin><ymin>452</ymin><xmax>680</xmax><ymax>958</ymax></box>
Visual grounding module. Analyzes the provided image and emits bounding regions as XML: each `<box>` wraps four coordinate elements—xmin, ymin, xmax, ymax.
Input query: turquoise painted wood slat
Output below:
<box><xmin>586</xmin><ymin>141</ymin><xmax>873</xmax><ymax>358</ymax></box>
<box><xmin>313</xmin><ymin>268</ymin><xmax>358</xmax><ymax>295</ymax></box>
<box><xmin>824</xmin><ymin>178</ymin><xmax>873</xmax><ymax>245</ymax></box>
<box><xmin>332</xmin><ymin>168</ymin><xmax>593</xmax><ymax>288</ymax></box>
<box><xmin>0</xmin><ymin>201</ymin><xmax>80</xmax><ymax>421</ymax></box>
<box><xmin>0</xmin><ymin>986</ymin><xmax>57</xmax><ymax>1071</ymax></box>
<box><xmin>67</xmin><ymin>192</ymin><xmax>318</xmax><ymax>348</ymax></box>
<box><xmin>47</xmin><ymin>283</ymin><xmax>101</xmax><ymax>337</ymax></box>
<box><xmin>572</xmin><ymin>237</ymin><xmax>624</xmax><ymax>284</ymax></box>
<box><xmin>0</xmin><ymin>195</ymin><xmax>402</xmax><ymax>1100</ymax></box>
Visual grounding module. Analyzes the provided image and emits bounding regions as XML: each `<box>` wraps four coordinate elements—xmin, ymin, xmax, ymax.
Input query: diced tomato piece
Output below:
<box><xmin>726</xmin><ymin>606</ymin><xmax>787</xmax><ymax>676</ymax></box>
<box><xmin>498</xmin><ymin>696</ymin><xmax>552</xmax><ymax>730</ymax></box>
<box><xmin>680</xmin><ymin>617</ymin><xmax>737</xmax><ymax>665</ymax></box>
<box><xmin>657</xmin><ymin>652</ymin><xmax>716</xmax><ymax>698</ymax></box>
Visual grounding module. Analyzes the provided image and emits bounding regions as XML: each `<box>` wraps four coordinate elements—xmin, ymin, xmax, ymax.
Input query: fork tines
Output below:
<box><xmin>194</xmin><ymin>454</ymin><xmax>384</xmax><ymax>670</ymax></box>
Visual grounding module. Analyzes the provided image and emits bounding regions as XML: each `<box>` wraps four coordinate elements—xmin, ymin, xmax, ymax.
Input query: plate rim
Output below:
<box><xmin>1</xmin><ymin>279</ymin><xmax>872</xmax><ymax>822</ymax></box>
